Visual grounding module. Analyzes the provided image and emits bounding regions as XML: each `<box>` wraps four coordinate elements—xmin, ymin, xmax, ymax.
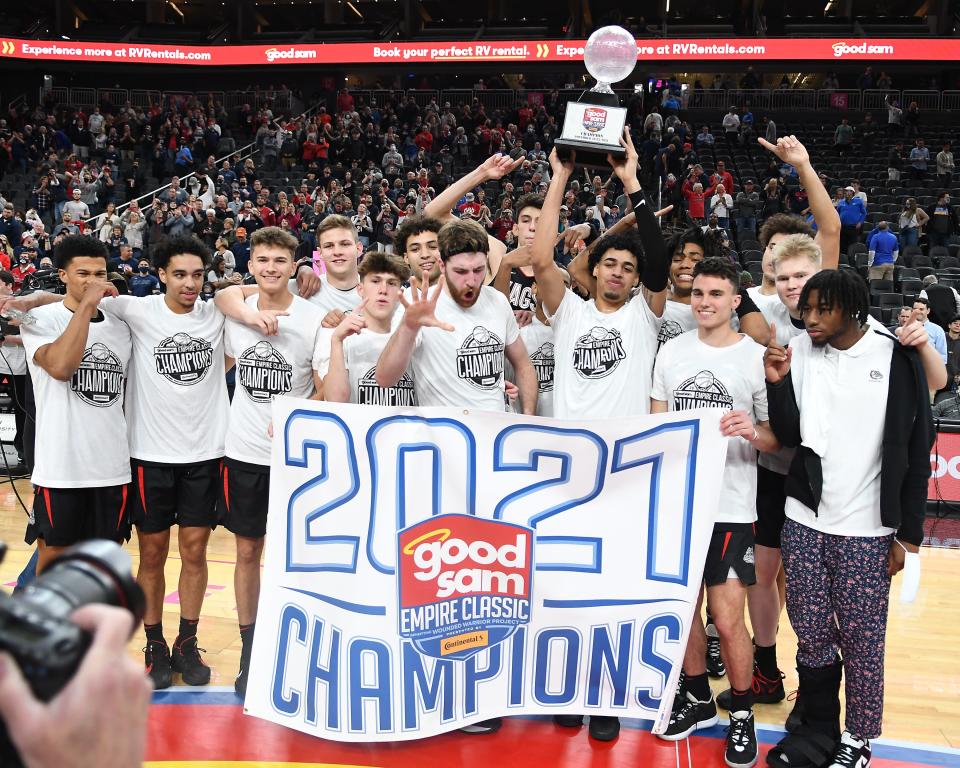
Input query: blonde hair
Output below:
<box><xmin>316</xmin><ymin>213</ymin><xmax>358</xmax><ymax>243</ymax></box>
<box><xmin>770</xmin><ymin>233</ymin><xmax>822</xmax><ymax>272</ymax></box>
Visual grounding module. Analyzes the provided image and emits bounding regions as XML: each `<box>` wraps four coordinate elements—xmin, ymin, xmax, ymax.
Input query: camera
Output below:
<box><xmin>0</xmin><ymin>540</ymin><xmax>145</xmax><ymax>767</ymax></box>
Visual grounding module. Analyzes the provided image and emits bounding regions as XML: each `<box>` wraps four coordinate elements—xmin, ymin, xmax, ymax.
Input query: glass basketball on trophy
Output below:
<box><xmin>555</xmin><ymin>25</ymin><xmax>638</xmax><ymax>167</ymax></box>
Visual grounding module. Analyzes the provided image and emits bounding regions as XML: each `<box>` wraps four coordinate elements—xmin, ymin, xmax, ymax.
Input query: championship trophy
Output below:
<box><xmin>555</xmin><ymin>25</ymin><xmax>638</xmax><ymax>167</ymax></box>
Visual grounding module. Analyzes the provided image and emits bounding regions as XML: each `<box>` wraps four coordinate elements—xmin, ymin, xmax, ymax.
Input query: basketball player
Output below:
<box><xmin>652</xmin><ymin>258</ymin><xmax>779</xmax><ymax>768</ymax></box>
<box><xmin>492</xmin><ymin>194</ymin><xmax>544</xmax><ymax>323</ymax></box>
<box><xmin>20</xmin><ymin>236</ymin><xmax>131</xmax><ymax>573</ymax></box>
<box><xmin>316</xmin><ymin>252</ymin><xmax>416</xmax><ymax>406</ymax></box>
<box><xmin>213</xmin><ymin>227</ymin><xmax>324</xmax><ymax>697</ymax></box>
<box><xmin>288</xmin><ymin>215</ymin><xmax>362</xmax><ymax>326</ymax></box>
<box><xmin>394</xmin><ymin>215</ymin><xmax>442</xmax><ymax>292</ymax></box>
<box><xmin>763</xmin><ymin>269</ymin><xmax>931</xmax><ymax>768</ymax></box>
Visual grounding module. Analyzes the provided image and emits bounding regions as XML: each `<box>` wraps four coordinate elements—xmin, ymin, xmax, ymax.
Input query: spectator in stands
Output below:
<box><xmin>696</xmin><ymin>126</ymin><xmax>715</xmax><ymax>148</ymax></box>
<box><xmin>905</xmin><ymin>101</ymin><xmax>921</xmax><ymax>137</ymax></box>
<box><xmin>867</xmin><ymin>221</ymin><xmax>899</xmax><ymax>282</ymax></box>
<box><xmin>63</xmin><ymin>188</ymin><xmax>90</xmax><ymax>223</ymax></box>
<box><xmin>763</xmin><ymin>116</ymin><xmax>777</xmax><ymax>144</ymax></box>
<box><xmin>0</xmin><ymin>204</ymin><xmax>23</xmax><ymax>243</ymax></box>
<box><xmin>856</xmin><ymin>66</ymin><xmax>874</xmax><ymax>90</ymax></box>
<box><xmin>887</xmin><ymin>140</ymin><xmax>905</xmax><ymax>182</ymax></box>
<box><xmin>710</xmin><ymin>161</ymin><xmax>735</xmax><ymax>196</ymax></box>
<box><xmin>0</xmin><ymin>235</ymin><xmax>12</xmax><ymax>270</ymax></box>
<box><xmin>913</xmin><ymin>297</ymin><xmax>948</xmax><ymax>364</ymax></box>
<box><xmin>683</xmin><ymin>181</ymin><xmax>707</xmax><ymax>225</ymax></box>
<box><xmin>129</xmin><ymin>257</ymin><xmax>160</xmax><ymax>297</ymax></box>
<box><xmin>885</xmin><ymin>95</ymin><xmax>903</xmax><ymax>135</ymax></box>
<box><xmin>920</xmin><ymin>275</ymin><xmax>960</xmax><ymax>332</ymax></box>
<box><xmin>860</xmin><ymin>112</ymin><xmax>879</xmax><ymax>156</ymax></box>
<box><xmin>937</xmin><ymin>142</ymin><xmax>955</xmax><ymax>189</ymax></box>
<box><xmin>909</xmin><ymin>138</ymin><xmax>930</xmax><ymax>181</ymax></box>
<box><xmin>709</xmin><ymin>184</ymin><xmax>733</xmax><ymax>231</ymax></box>
<box><xmin>759</xmin><ymin>177</ymin><xmax>786</xmax><ymax>222</ymax></box>
<box><xmin>231</xmin><ymin>226</ymin><xmax>251</xmax><ymax>275</ymax></box>
<box><xmin>11</xmin><ymin>247</ymin><xmax>36</xmax><ymax>289</ymax></box>
<box><xmin>836</xmin><ymin>186</ymin><xmax>867</xmax><ymax>255</ymax></box>
<box><xmin>722</xmin><ymin>106</ymin><xmax>740</xmax><ymax>148</ymax></box>
<box><xmin>643</xmin><ymin>106</ymin><xmax>663</xmax><ymax>137</ymax></box>
<box><xmin>833</xmin><ymin>117</ymin><xmax>853</xmax><ymax>156</ymax></box>
<box><xmin>945</xmin><ymin>315</ymin><xmax>960</xmax><ymax>387</ymax></box>
<box><xmin>898</xmin><ymin>198</ymin><xmax>929</xmax><ymax>251</ymax></box>
<box><xmin>52</xmin><ymin>210</ymin><xmax>80</xmax><ymax>238</ymax></box>
<box><xmin>926</xmin><ymin>191</ymin><xmax>960</xmax><ymax>249</ymax></box>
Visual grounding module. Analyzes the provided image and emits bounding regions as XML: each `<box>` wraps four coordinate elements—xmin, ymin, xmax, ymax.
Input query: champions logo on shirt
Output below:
<box><xmin>398</xmin><ymin>515</ymin><xmax>533</xmax><ymax>661</ymax></box>
<box><xmin>456</xmin><ymin>326</ymin><xmax>505</xmax><ymax>390</ymax></box>
<box><xmin>357</xmin><ymin>366</ymin><xmax>417</xmax><ymax>406</ymax></box>
<box><xmin>154</xmin><ymin>333</ymin><xmax>214</xmax><ymax>385</ymax></box>
<box><xmin>530</xmin><ymin>342</ymin><xmax>555</xmax><ymax>393</ymax></box>
<box><xmin>573</xmin><ymin>326</ymin><xmax>627</xmax><ymax>379</ymax></box>
<box><xmin>656</xmin><ymin>319</ymin><xmax>684</xmax><ymax>350</ymax></box>
<box><xmin>673</xmin><ymin>370</ymin><xmax>734</xmax><ymax>411</ymax></box>
<box><xmin>71</xmin><ymin>342</ymin><xmax>124</xmax><ymax>407</ymax></box>
<box><xmin>236</xmin><ymin>341</ymin><xmax>293</xmax><ymax>403</ymax></box>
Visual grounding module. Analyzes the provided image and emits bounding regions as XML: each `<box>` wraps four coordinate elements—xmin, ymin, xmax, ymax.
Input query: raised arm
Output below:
<box><xmin>531</xmin><ymin>150</ymin><xmax>574</xmax><ymax>316</ymax></box>
<box><xmin>424</xmin><ymin>153</ymin><xmax>521</xmax><ymax>225</ymax></box>
<box><xmin>759</xmin><ymin>135</ymin><xmax>841</xmax><ymax>270</ymax></box>
<box><xmin>31</xmin><ymin>280</ymin><xmax>112</xmax><ymax>381</ymax></box>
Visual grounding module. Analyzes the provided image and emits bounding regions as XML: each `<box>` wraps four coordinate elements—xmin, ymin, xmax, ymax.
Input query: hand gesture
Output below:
<box><xmin>549</xmin><ymin>147</ymin><xmax>576</xmax><ymax>178</ymax></box>
<box><xmin>249</xmin><ymin>309</ymin><xmax>289</xmax><ymax>336</ymax></box>
<box><xmin>763</xmin><ymin>323</ymin><xmax>792</xmax><ymax>384</ymax></box>
<box><xmin>556</xmin><ymin>223</ymin><xmax>589</xmax><ymax>254</ymax></box>
<box><xmin>757</xmin><ymin>134</ymin><xmax>810</xmax><ymax>169</ymax></box>
<box><xmin>399</xmin><ymin>272</ymin><xmax>454</xmax><ymax>332</ymax></box>
<box><xmin>504</xmin><ymin>245</ymin><xmax>534</xmax><ymax>268</ymax></box>
<box><xmin>895</xmin><ymin>308</ymin><xmax>929</xmax><ymax>348</ymax></box>
<box><xmin>607</xmin><ymin>128</ymin><xmax>640</xmax><ymax>187</ymax></box>
<box><xmin>332</xmin><ymin>300</ymin><xmax>367</xmax><ymax>341</ymax></box>
<box><xmin>514</xmin><ymin>309</ymin><xmax>533</xmax><ymax>328</ymax></box>
<box><xmin>296</xmin><ymin>264</ymin><xmax>322</xmax><ymax>298</ymax></box>
<box><xmin>80</xmin><ymin>279</ymin><xmax>115</xmax><ymax>309</ymax></box>
<box><xmin>481</xmin><ymin>152</ymin><xmax>523</xmax><ymax>182</ymax></box>
<box><xmin>719</xmin><ymin>410</ymin><xmax>757</xmax><ymax>440</ymax></box>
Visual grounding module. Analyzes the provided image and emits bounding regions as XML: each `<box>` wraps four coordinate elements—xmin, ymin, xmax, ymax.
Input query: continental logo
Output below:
<box><xmin>264</xmin><ymin>47</ymin><xmax>317</xmax><ymax>63</ymax></box>
<box><xmin>832</xmin><ymin>41</ymin><xmax>894</xmax><ymax>58</ymax></box>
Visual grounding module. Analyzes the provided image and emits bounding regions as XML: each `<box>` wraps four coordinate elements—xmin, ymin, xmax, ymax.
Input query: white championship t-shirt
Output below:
<box><xmin>224</xmin><ymin>294</ymin><xmax>323</xmax><ymax>466</ymax></box>
<box><xmin>102</xmin><ymin>295</ymin><xmax>228</xmax><ymax>464</ymax></box>
<box><xmin>0</xmin><ymin>336</ymin><xmax>26</xmax><ymax>376</ymax></box>
<box><xmin>408</xmin><ymin>287</ymin><xmax>519</xmax><ymax>412</ymax></box>
<box><xmin>652</xmin><ymin>330</ymin><xmax>768</xmax><ymax>524</ymax></box>
<box><xmin>547</xmin><ymin>288</ymin><xmax>660</xmax><ymax>419</ymax></box>
<box><xmin>22</xmin><ymin>303</ymin><xmax>132</xmax><ymax>488</ymax></box>
<box><xmin>506</xmin><ymin>316</ymin><xmax>555</xmax><ymax>418</ymax></box>
<box><xmin>314</xmin><ymin>327</ymin><xmax>417</xmax><ymax>407</ymax></box>
<box><xmin>656</xmin><ymin>298</ymin><xmax>697</xmax><ymax>350</ymax></box>
<box><xmin>783</xmin><ymin>328</ymin><xmax>896</xmax><ymax>537</ymax></box>
<box><xmin>289</xmin><ymin>274</ymin><xmax>360</xmax><ymax>315</ymax></box>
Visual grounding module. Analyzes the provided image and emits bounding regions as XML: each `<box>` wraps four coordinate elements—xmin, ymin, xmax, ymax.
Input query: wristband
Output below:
<box><xmin>629</xmin><ymin>191</ymin><xmax>669</xmax><ymax>293</ymax></box>
<box><xmin>736</xmin><ymin>286</ymin><xmax>760</xmax><ymax>319</ymax></box>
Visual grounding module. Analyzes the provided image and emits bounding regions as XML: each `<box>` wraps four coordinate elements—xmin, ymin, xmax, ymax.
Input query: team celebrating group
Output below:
<box><xmin>0</xmin><ymin>130</ymin><xmax>938</xmax><ymax>768</ymax></box>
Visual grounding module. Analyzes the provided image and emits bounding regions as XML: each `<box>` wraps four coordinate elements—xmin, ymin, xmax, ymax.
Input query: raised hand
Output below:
<box><xmin>763</xmin><ymin>323</ymin><xmax>792</xmax><ymax>384</ymax></box>
<box><xmin>894</xmin><ymin>307</ymin><xmax>929</xmax><ymax>348</ymax></box>
<box><xmin>332</xmin><ymin>299</ymin><xmax>368</xmax><ymax>341</ymax></box>
<box><xmin>399</xmin><ymin>272</ymin><xmax>455</xmax><ymax>332</ymax></box>
<box><xmin>549</xmin><ymin>147</ymin><xmax>575</xmax><ymax>178</ymax></box>
<box><xmin>757</xmin><ymin>134</ymin><xmax>810</xmax><ymax>168</ymax></box>
<box><xmin>481</xmin><ymin>152</ymin><xmax>524</xmax><ymax>181</ymax></box>
<box><xmin>608</xmin><ymin>128</ymin><xmax>640</xmax><ymax>188</ymax></box>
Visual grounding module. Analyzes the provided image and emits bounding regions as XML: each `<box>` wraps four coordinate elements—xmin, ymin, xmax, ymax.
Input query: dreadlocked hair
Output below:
<box><xmin>798</xmin><ymin>269</ymin><xmax>870</xmax><ymax>328</ymax></box>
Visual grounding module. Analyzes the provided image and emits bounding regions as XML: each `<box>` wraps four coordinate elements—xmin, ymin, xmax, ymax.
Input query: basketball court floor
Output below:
<box><xmin>1</xmin><ymin>478</ymin><xmax>958</xmax><ymax>767</ymax></box>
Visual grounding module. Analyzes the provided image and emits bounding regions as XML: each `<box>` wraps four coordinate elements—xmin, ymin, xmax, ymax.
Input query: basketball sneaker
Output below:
<box><xmin>717</xmin><ymin>664</ymin><xmax>785</xmax><ymax>709</ymax></box>
<box><xmin>235</xmin><ymin>639</ymin><xmax>252</xmax><ymax>697</ymax></box>
<box><xmin>460</xmin><ymin>717</ymin><xmax>502</xmax><ymax>734</ymax></box>
<box><xmin>827</xmin><ymin>731</ymin><xmax>871</xmax><ymax>767</ymax></box>
<box><xmin>172</xmin><ymin>634</ymin><xmax>211</xmax><ymax>686</ymax></box>
<box><xmin>707</xmin><ymin>633</ymin><xmax>726</xmax><ymax>677</ymax></box>
<box><xmin>588</xmin><ymin>715</ymin><xmax>620</xmax><ymax>741</ymax></box>
<box><xmin>725</xmin><ymin>709</ymin><xmax>758</xmax><ymax>767</ymax></box>
<box><xmin>144</xmin><ymin>640</ymin><xmax>172</xmax><ymax>690</ymax></box>
<box><xmin>553</xmin><ymin>714</ymin><xmax>584</xmax><ymax>727</ymax></box>
<box><xmin>657</xmin><ymin>691</ymin><xmax>719</xmax><ymax>741</ymax></box>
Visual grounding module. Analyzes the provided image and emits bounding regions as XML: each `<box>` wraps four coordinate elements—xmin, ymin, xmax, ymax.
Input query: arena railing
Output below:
<box><xmin>32</xmin><ymin>86</ymin><xmax>293</xmax><ymax>114</ymax></box>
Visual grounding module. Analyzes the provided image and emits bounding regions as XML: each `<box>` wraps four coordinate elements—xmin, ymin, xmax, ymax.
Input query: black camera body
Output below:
<box><xmin>0</xmin><ymin>540</ymin><xmax>144</xmax><ymax>767</ymax></box>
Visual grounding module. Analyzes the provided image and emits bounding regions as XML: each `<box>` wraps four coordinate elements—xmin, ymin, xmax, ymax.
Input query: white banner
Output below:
<box><xmin>245</xmin><ymin>398</ymin><xmax>727</xmax><ymax>741</ymax></box>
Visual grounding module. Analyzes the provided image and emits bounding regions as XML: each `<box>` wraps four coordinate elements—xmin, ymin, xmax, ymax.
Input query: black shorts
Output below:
<box><xmin>131</xmin><ymin>458</ymin><xmax>222</xmax><ymax>534</ymax></box>
<box><xmin>219</xmin><ymin>457</ymin><xmax>270</xmax><ymax>538</ymax></box>
<box><xmin>704</xmin><ymin>523</ymin><xmax>756</xmax><ymax>587</ymax></box>
<box><xmin>755</xmin><ymin>465</ymin><xmax>787</xmax><ymax>549</ymax></box>
<box><xmin>27</xmin><ymin>484</ymin><xmax>132</xmax><ymax>547</ymax></box>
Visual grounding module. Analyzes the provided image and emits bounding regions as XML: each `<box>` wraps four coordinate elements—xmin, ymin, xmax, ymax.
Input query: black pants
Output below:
<box><xmin>22</xmin><ymin>370</ymin><xmax>35</xmax><ymax>472</ymax></box>
<box><xmin>10</xmin><ymin>374</ymin><xmax>25</xmax><ymax>459</ymax></box>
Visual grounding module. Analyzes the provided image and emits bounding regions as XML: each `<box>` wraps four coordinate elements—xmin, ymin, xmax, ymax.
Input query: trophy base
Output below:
<box><xmin>554</xmin><ymin>138</ymin><xmax>625</xmax><ymax>169</ymax></box>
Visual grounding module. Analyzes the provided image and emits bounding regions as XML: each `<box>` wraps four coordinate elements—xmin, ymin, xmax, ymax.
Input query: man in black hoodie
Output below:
<box><xmin>762</xmin><ymin>269</ymin><xmax>932</xmax><ymax>768</ymax></box>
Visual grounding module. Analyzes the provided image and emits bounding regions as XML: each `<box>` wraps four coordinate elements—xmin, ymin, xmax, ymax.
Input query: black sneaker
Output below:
<box><xmin>144</xmin><ymin>640</ymin><xmax>172</xmax><ymax>690</ymax></box>
<box><xmin>725</xmin><ymin>709</ymin><xmax>758</xmax><ymax>768</ymax></box>
<box><xmin>588</xmin><ymin>715</ymin><xmax>620</xmax><ymax>741</ymax></box>
<box><xmin>460</xmin><ymin>717</ymin><xmax>502</xmax><ymax>734</ymax></box>
<box><xmin>554</xmin><ymin>714</ymin><xmax>584</xmax><ymax>727</ymax></box>
<box><xmin>235</xmin><ymin>640</ymin><xmax>252</xmax><ymax>698</ymax></box>
<box><xmin>717</xmin><ymin>665</ymin><xmax>786</xmax><ymax>709</ymax></box>
<box><xmin>657</xmin><ymin>691</ymin><xmax>719</xmax><ymax>741</ymax></box>
<box><xmin>827</xmin><ymin>731</ymin><xmax>871</xmax><ymax>767</ymax></box>
<box><xmin>172</xmin><ymin>635</ymin><xmax>211</xmax><ymax>686</ymax></box>
<box><xmin>707</xmin><ymin>634</ymin><xmax>726</xmax><ymax>677</ymax></box>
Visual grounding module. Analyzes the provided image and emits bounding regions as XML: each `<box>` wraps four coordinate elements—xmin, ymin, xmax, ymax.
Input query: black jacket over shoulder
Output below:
<box><xmin>765</xmin><ymin>331</ymin><xmax>933</xmax><ymax>546</ymax></box>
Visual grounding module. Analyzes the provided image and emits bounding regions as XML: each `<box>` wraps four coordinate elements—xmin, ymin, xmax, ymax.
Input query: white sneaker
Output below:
<box><xmin>827</xmin><ymin>731</ymin><xmax>872</xmax><ymax>768</ymax></box>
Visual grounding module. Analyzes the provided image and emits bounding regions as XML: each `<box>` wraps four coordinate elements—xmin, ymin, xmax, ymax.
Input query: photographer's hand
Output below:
<box><xmin>0</xmin><ymin>605</ymin><xmax>151</xmax><ymax>768</ymax></box>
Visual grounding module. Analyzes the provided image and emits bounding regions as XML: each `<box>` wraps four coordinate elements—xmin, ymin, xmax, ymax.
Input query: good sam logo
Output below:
<box><xmin>154</xmin><ymin>333</ymin><xmax>214</xmax><ymax>385</ymax></box>
<box><xmin>72</xmin><ymin>343</ymin><xmax>124</xmax><ymax>407</ymax></box>
<box><xmin>236</xmin><ymin>341</ymin><xmax>293</xmax><ymax>402</ymax></box>
<box><xmin>456</xmin><ymin>326</ymin><xmax>504</xmax><ymax>390</ymax></box>
<box><xmin>582</xmin><ymin>107</ymin><xmax>608</xmax><ymax>133</ymax></box>
<box><xmin>398</xmin><ymin>515</ymin><xmax>533</xmax><ymax>661</ymax></box>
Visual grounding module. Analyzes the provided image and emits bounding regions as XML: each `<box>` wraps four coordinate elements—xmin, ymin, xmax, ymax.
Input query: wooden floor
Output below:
<box><xmin>2</xmin><ymin>475</ymin><xmax>959</xmax><ymax>766</ymax></box>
